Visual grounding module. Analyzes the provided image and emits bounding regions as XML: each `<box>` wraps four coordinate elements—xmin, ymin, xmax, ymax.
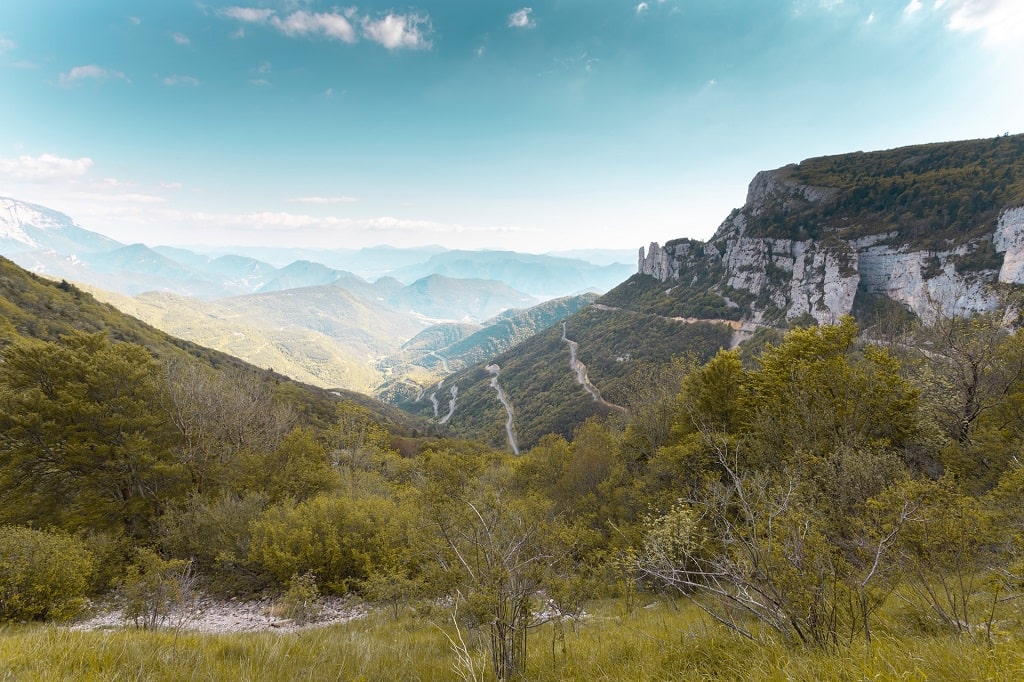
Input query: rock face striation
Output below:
<box><xmin>638</xmin><ymin>136</ymin><xmax>1024</xmax><ymax>325</ymax></box>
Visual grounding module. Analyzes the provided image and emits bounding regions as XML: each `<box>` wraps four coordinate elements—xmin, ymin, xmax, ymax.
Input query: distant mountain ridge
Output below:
<box><xmin>0</xmin><ymin>196</ymin><xmax>628</xmax><ymax>393</ymax></box>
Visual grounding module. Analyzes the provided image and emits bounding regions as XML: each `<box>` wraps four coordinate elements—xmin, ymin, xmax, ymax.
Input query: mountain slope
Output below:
<box><xmin>386</xmin><ymin>274</ymin><xmax>538</xmax><ymax>322</ymax></box>
<box><xmin>92</xmin><ymin>281</ymin><xmax>428</xmax><ymax>392</ymax></box>
<box><xmin>634</xmin><ymin>134</ymin><xmax>1024</xmax><ymax>327</ymax></box>
<box><xmin>0</xmin><ymin>255</ymin><xmax>424</xmax><ymax>433</ymax></box>
<box><xmin>397</xmin><ymin>305</ymin><xmax>733</xmax><ymax>451</ymax></box>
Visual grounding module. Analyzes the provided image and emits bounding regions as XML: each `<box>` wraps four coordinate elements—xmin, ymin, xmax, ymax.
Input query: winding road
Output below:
<box><xmin>438</xmin><ymin>385</ymin><xmax>459</xmax><ymax>425</ymax></box>
<box><xmin>561</xmin><ymin>322</ymin><xmax>627</xmax><ymax>413</ymax></box>
<box><xmin>486</xmin><ymin>364</ymin><xmax>519</xmax><ymax>455</ymax></box>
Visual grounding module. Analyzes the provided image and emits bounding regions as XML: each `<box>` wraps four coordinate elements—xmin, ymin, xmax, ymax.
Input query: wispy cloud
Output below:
<box><xmin>289</xmin><ymin>196</ymin><xmax>358</xmax><ymax>205</ymax></box>
<box><xmin>361</xmin><ymin>13</ymin><xmax>432</xmax><ymax>49</ymax></box>
<box><xmin>0</xmin><ymin>153</ymin><xmax>94</xmax><ymax>182</ymax></box>
<box><xmin>508</xmin><ymin>8</ymin><xmax>536</xmax><ymax>29</ymax></box>
<box><xmin>249</xmin><ymin>78</ymin><xmax>272</xmax><ymax>87</ymax></box>
<box><xmin>0</xmin><ymin>37</ymin><xmax>15</xmax><ymax>53</ymax></box>
<box><xmin>903</xmin><ymin>0</ymin><xmax>923</xmax><ymax>17</ymax></box>
<box><xmin>162</xmin><ymin>75</ymin><xmax>200</xmax><ymax>86</ymax></box>
<box><xmin>939</xmin><ymin>0</ymin><xmax>1024</xmax><ymax>47</ymax></box>
<box><xmin>170</xmin><ymin>32</ymin><xmax>191</xmax><ymax>46</ymax></box>
<box><xmin>636</xmin><ymin>3</ymin><xmax>649</xmax><ymax>15</ymax></box>
<box><xmin>58</xmin><ymin>64</ymin><xmax>127</xmax><ymax>87</ymax></box>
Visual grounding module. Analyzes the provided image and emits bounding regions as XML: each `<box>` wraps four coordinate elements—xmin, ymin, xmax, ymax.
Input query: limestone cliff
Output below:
<box><xmin>636</xmin><ymin>135</ymin><xmax>1024</xmax><ymax>324</ymax></box>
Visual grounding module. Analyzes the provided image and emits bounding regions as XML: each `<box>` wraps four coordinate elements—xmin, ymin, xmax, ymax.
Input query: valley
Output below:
<box><xmin>4</xmin><ymin>133</ymin><xmax>1024</xmax><ymax>681</ymax></box>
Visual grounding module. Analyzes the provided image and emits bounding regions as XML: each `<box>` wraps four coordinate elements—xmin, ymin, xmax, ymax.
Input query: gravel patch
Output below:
<box><xmin>71</xmin><ymin>595</ymin><xmax>368</xmax><ymax>634</ymax></box>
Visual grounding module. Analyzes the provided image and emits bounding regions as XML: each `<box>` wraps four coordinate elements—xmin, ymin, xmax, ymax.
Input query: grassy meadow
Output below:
<box><xmin>3</xmin><ymin>599</ymin><xmax>1024</xmax><ymax>681</ymax></box>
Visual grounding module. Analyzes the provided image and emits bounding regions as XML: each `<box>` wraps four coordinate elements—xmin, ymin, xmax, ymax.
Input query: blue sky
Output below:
<box><xmin>0</xmin><ymin>1</ymin><xmax>1022</xmax><ymax>253</ymax></box>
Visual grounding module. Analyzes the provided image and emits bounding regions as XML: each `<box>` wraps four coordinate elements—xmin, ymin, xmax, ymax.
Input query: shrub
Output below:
<box><xmin>274</xmin><ymin>572</ymin><xmax>322</xmax><ymax>624</ymax></box>
<box><xmin>117</xmin><ymin>548</ymin><xmax>196</xmax><ymax>629</ymax></box>
<box><xmin>0</xmin><ymin>525</ymin><xmax>94</xmax><ymax>622</ymax></box>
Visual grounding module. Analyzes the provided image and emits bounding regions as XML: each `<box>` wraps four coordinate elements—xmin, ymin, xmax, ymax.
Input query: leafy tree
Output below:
<box><xmin>0</xmin><ymin>333</ymin><xmax>187</xmax><ymax>539</ymax></box>
<box><xmin>744</xmin><ymin>317</ymin><xmax>919</xmax><ymax>468</ymax></box>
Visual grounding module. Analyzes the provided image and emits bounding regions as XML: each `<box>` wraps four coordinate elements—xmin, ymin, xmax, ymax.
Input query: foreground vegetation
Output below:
<box><xmin>5</xmin><ymin>252</ymin><xmax>1024</xmax><ymax>679</ymax></box>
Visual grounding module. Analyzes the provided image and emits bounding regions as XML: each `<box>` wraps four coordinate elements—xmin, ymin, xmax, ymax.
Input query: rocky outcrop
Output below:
<box><xmin>995</xmin><ymin>207</ymin><xmax>1024</xmax><ymax>284</ymax></box>
<box><xmin>639</xmin><ymin>165</ymin><xmax>1023</xmax><ymax>324</ymax></box>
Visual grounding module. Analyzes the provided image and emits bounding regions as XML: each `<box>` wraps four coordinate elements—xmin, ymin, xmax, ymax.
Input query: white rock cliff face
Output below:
<box><xmin>638</xmin><ymin>169</ymin><xmax>1024</xmax><ymax>324</ymax></box>
<box><xmin>995</xmin><ymin>207</ymin><xmax>1024</xmax><ymax>284</ymax></box>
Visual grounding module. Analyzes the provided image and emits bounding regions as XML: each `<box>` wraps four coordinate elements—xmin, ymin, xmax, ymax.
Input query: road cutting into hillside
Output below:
<box><xmin>486</xmin><ymin>364</ymin><xmax>519</xmax><ymax>455</ymax></box>
<box><xmin>561</xmin><ymin>322</ymin><xmax>626</xmax><ymax>413</ymax></box>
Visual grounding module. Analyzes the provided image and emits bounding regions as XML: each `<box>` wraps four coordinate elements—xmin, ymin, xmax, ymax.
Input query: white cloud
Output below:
<box><xmin>940</xmin><ymin>0</ymin><xmax>1024</xmax><ymax>46</ymax></box>
<box><xmin>128</xmin><ymin>16</ymin><xmax>141</xmax><ymax>26</ymax></box>
<box><xmin>866</xmin><ymin>11</ymin><xmax>876</xmax><ymax>24</ymax></box>
<box><xmin>222</xmin><ymin>7</ymin><xmax>275</xmax><ymax>23</ymax></box>
<box><xmin>636</xmin><ymin>2</ymin><xmax>649</xmax><ymax>14</ymax></box>
<box><xmin>161</xmin><ymin>181</ymin><xmax>183</xmax><ymax>190</ymax></box>
<box><xmin>0</xmin><ymin>37</ymin><xmax>15</xmax><ymax>53</ymax></box>
<box><xmin>0</xmin><ymin>153</ymin><xmax>94</xmax><ymax>181</ymax></box>
<box><xmin>508</xmin><ymin>8</ymin><xmax>536</xmax><ymax>29</ymax></box>
<box><xmin>221</xmin><ymin>6</ymin><xmax>433</xmax><ymax>50</ymax></box>
<box><xmin>58</xmin><ymin>64</ymin><xmax>127</xmax><ymax>87</ymax></box>
<box><xmin>249</xmin><ymin>78</ymin><xmax>272</xmax><ymax>87</ymax></box>
<box><xmin>289</xmin><ymin>196</ymin><xmax>357</xmax><ymax>205</ymax></box>
<box><xmin>162</xmin><ymin>75</ymin><xmax>200</xmax><ymax>86</ymax></box>
<box><xmin>361</xmin><ymin>13</ymin><xmax>431</xmax><ymax>50</ymax></box>
<box><xmin>904</xmin><ymin>0</ymin><xmax>923</xmax><ymax>17</ymax></box>
<box><xmin>271</xmin><ymin>10</ymin><xmax>358</xmax><ymax>42</ymax></box>
<box><xmin>170</xmin><ymin>32</ymin><xmax>191</xmax><ymax>46</ymax></box>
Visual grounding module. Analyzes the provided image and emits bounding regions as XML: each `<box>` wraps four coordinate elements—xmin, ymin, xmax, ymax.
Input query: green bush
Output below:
<box><xmin>0</xmin><ymin>525</ymin><xmax>94</xmax><ymax>622</ymax></box>
<box><xmin>117</xmin><ymin>548</ymin><xmax>196</xmax><ymax>629</ymax></box>
<box><xmin>274</xmin><ymin>572</ymin><xmax>322</xmax><ymax>624</ymax></box>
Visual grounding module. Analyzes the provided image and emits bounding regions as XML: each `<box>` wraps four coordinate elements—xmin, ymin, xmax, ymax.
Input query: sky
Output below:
<box><xmin>0</xmin><ymin>1</ymin><xmax>1023</xmax><ymax>254</ymax></box>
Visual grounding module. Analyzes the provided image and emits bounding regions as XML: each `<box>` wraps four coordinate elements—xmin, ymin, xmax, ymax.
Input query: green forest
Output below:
<box><xmin>4</xmin><ymin>250</ymin><xmax>1024</xmax><ymax>680</ymax></box>
<box><xmin>741</xmin><ymin>133</ymin><xmax>1024</xmax><ymax>249</ymax></box>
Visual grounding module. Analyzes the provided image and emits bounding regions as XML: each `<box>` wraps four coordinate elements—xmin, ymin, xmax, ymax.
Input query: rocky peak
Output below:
<box><xmin>637</xmin><ymin>135</ymin><xmax>1024</xmax><ymax>325</ymax></box>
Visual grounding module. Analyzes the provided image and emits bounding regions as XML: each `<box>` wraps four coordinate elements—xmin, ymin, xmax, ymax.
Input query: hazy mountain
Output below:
<box><xmin>0</xmin><ymin>197</ymin><xmax>122</xmax><ymax>256</ymax></box>
<box><xmin>257</xmin><ymin>260</ymin><xmax>350</xmax><ymax>292</ymax></box>
<box><xmin>93</xmin><ymin>281</ymin><xmax>429</xmax><ymax>392</ymax></box>
<box><xmin>199</xmin><ymin>244</ymin><xmax>448</xmax><ymax>279</ymax></box>
<box><xmin>386</xmin><ymin>274</ymin><xmax>538</xmax><ymax>322</ymax></box>
<box><xmin>544</xmin><ymin>248</ymin><xmax>636</xmax><ymax>266</ymax></box>
<box><xmin>388</xmin><ymin>250</ymin><xmax>633</xmax><ymax>298</ymax></box>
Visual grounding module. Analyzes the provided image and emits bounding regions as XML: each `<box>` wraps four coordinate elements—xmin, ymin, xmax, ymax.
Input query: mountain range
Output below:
<box><xmin>0</xmin><ymin>196</ymin><xmax>627</xmax><ymax>393</ymax></box>
<box><xmin>4</xmin><ymin>134</ymin><xmax>1023</xmax><ymax>452</ymax></box>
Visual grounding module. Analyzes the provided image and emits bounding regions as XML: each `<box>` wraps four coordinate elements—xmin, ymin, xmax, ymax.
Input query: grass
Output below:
<box><xmin>3</xmin><ymin>601</ymin><xmax>1024</xmax><ymax>681</ymax></box>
